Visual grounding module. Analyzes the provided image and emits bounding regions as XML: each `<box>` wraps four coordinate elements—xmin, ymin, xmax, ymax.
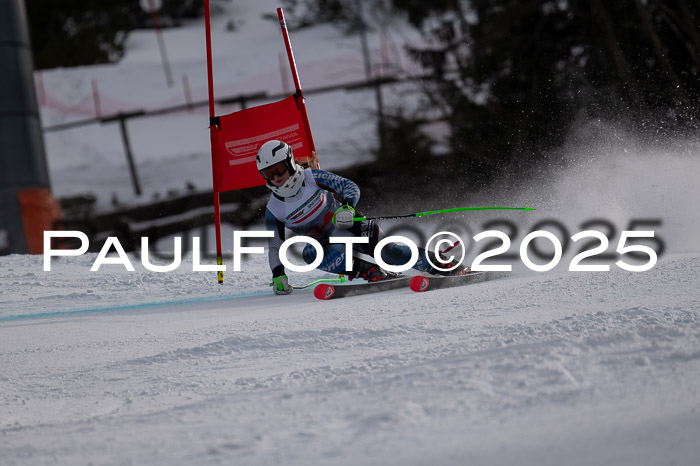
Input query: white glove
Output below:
<box><xmin>333</xmin><ymin>204</ymin><xmax>355</xmax><ymax>229</ymax></box>
<box><xmin>270</xmin><ymin>275</ymin><xmax>293</xmax><ymax>295</ymax></box>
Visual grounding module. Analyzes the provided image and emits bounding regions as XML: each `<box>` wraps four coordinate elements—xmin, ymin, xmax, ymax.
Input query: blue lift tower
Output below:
<box><xmin>0</xmin><ymin>0</ymin><xmax>60</xmax><ymax>255</ymax></box>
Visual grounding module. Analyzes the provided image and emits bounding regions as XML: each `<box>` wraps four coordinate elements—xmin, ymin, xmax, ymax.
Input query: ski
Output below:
<box><xmin>409</xmin><ymin>271</ymin><xmax>510</xmax><ymax>293</ymax></box>
<box><xmin>314</xmin><ymin>276</ymin><xmax>411</xmax><ymax>300</ymax></box>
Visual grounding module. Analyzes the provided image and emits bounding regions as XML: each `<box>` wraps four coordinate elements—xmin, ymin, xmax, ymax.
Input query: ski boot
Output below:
<box><xmin>350</xmin><ymin>258</ymin><xmax>399</xmax><ymax>282</ymax></box>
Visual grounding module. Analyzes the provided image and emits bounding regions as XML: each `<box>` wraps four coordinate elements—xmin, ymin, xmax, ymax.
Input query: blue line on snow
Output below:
<box><xmin>0</xmin><ymin>290</ymin><xmax>270</xmax><ymax>323</ymax></box>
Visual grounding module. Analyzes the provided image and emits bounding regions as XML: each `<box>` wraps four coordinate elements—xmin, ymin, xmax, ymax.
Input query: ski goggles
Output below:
<box><xmin>260</xmin><ymin>161</ymin><xmax>288</xmax><ymax>181</ymax></box>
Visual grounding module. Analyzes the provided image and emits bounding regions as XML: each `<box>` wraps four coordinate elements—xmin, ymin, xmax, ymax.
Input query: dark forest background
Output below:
<box><xmin>27</xmin><ymin>0</ymin><xmax>700</xmax><ymax>186</ymax></box>
<box><xmin>26</xmin><ymin>0</ymin><xmax>205</xmax><ymax>69</ymax></box>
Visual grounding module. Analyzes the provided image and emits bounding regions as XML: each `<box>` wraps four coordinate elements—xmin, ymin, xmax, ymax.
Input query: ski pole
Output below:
<box><xmin>353</xmin><ymin>206</ymin><xmax>535</xmax><ymax>221</ymax></box>
<box><xmin>291</xmin><ymin>275</ymin><xmax>347</xmax><ymax>290</ymax></box>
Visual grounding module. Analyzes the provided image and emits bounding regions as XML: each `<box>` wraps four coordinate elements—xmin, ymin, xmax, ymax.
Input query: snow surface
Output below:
<box><xmin>2</xmin><ymin>251</ymin><xmax>700</xmax><ymax>465</ymax></box>
<box><xmin>3</xmin><ymin>0</ymin><xmax>700</xmax><ymax>464</ymax></box>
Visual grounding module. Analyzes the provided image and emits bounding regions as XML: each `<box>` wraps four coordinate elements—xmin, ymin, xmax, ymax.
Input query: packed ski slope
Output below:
<box><xmin>1</xmin><ymin>250</ymin><xmax>699</xmax><ymax>465</ymax></box>
<box><xmin>3</xmin><ymin>0</ymin><xmax>700</xmax><ymax>464</ymax></box>
<box><xmin>2</xmin><ymin>140</ymin><xmax>700</xmax><ymax>464</ymax></box>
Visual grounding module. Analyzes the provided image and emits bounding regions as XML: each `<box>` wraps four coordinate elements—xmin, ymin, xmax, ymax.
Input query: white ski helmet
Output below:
<box><xmin>256</xmin><ymin>140</ymin><xmax>304</xmax><ymax>197</ymax></box>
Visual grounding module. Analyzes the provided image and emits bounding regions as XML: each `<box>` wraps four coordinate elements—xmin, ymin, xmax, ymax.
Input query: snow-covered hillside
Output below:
<box><xmin>3</xmin><ymin>0</ymin><xmax>700</xmax><ymax>464</ymax></box>
<box><xmin>39</xmin><ymin>0</ymin><xmax>421</xmax><ymax>209</ymax></box>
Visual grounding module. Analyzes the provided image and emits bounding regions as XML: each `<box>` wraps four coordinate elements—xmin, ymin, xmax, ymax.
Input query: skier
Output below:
<box><xmin>256</xmin><ymin>140</ymin><xmax>468</xmax><ymax>295</ymax></box>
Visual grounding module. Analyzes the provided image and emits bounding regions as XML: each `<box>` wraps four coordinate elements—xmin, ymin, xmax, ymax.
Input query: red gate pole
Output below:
<box><xmin>277</xmin><ymin>8</ymin><xmax>317</xmax><ymax>158</ymax></box>
<box><xmin>204</xmin><ymin>0</ymin><xmax>224</xmax><ymax>284</ymax></box>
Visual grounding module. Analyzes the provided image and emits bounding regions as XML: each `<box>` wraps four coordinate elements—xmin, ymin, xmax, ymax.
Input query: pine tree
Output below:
<box><xmin>390</xmin><ymin>0</ymin><xmax>700</xmax><ymax>177</ymax></box>
<box><xmin>26</xmin><ymin>0</ymin><xmax>138</xmax><ymax>69</ymax></box>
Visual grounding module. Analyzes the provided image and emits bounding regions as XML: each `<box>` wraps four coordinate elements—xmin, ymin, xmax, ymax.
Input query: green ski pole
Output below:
<box><xmin>353</xmin><ymin>206</ymin><xmax>535</xmax><ymax>221</ymax></box>
<box><xmin>291</xmin><ymin>275</ymin><xmax>347</xmax><ymax>290</ymax></box>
